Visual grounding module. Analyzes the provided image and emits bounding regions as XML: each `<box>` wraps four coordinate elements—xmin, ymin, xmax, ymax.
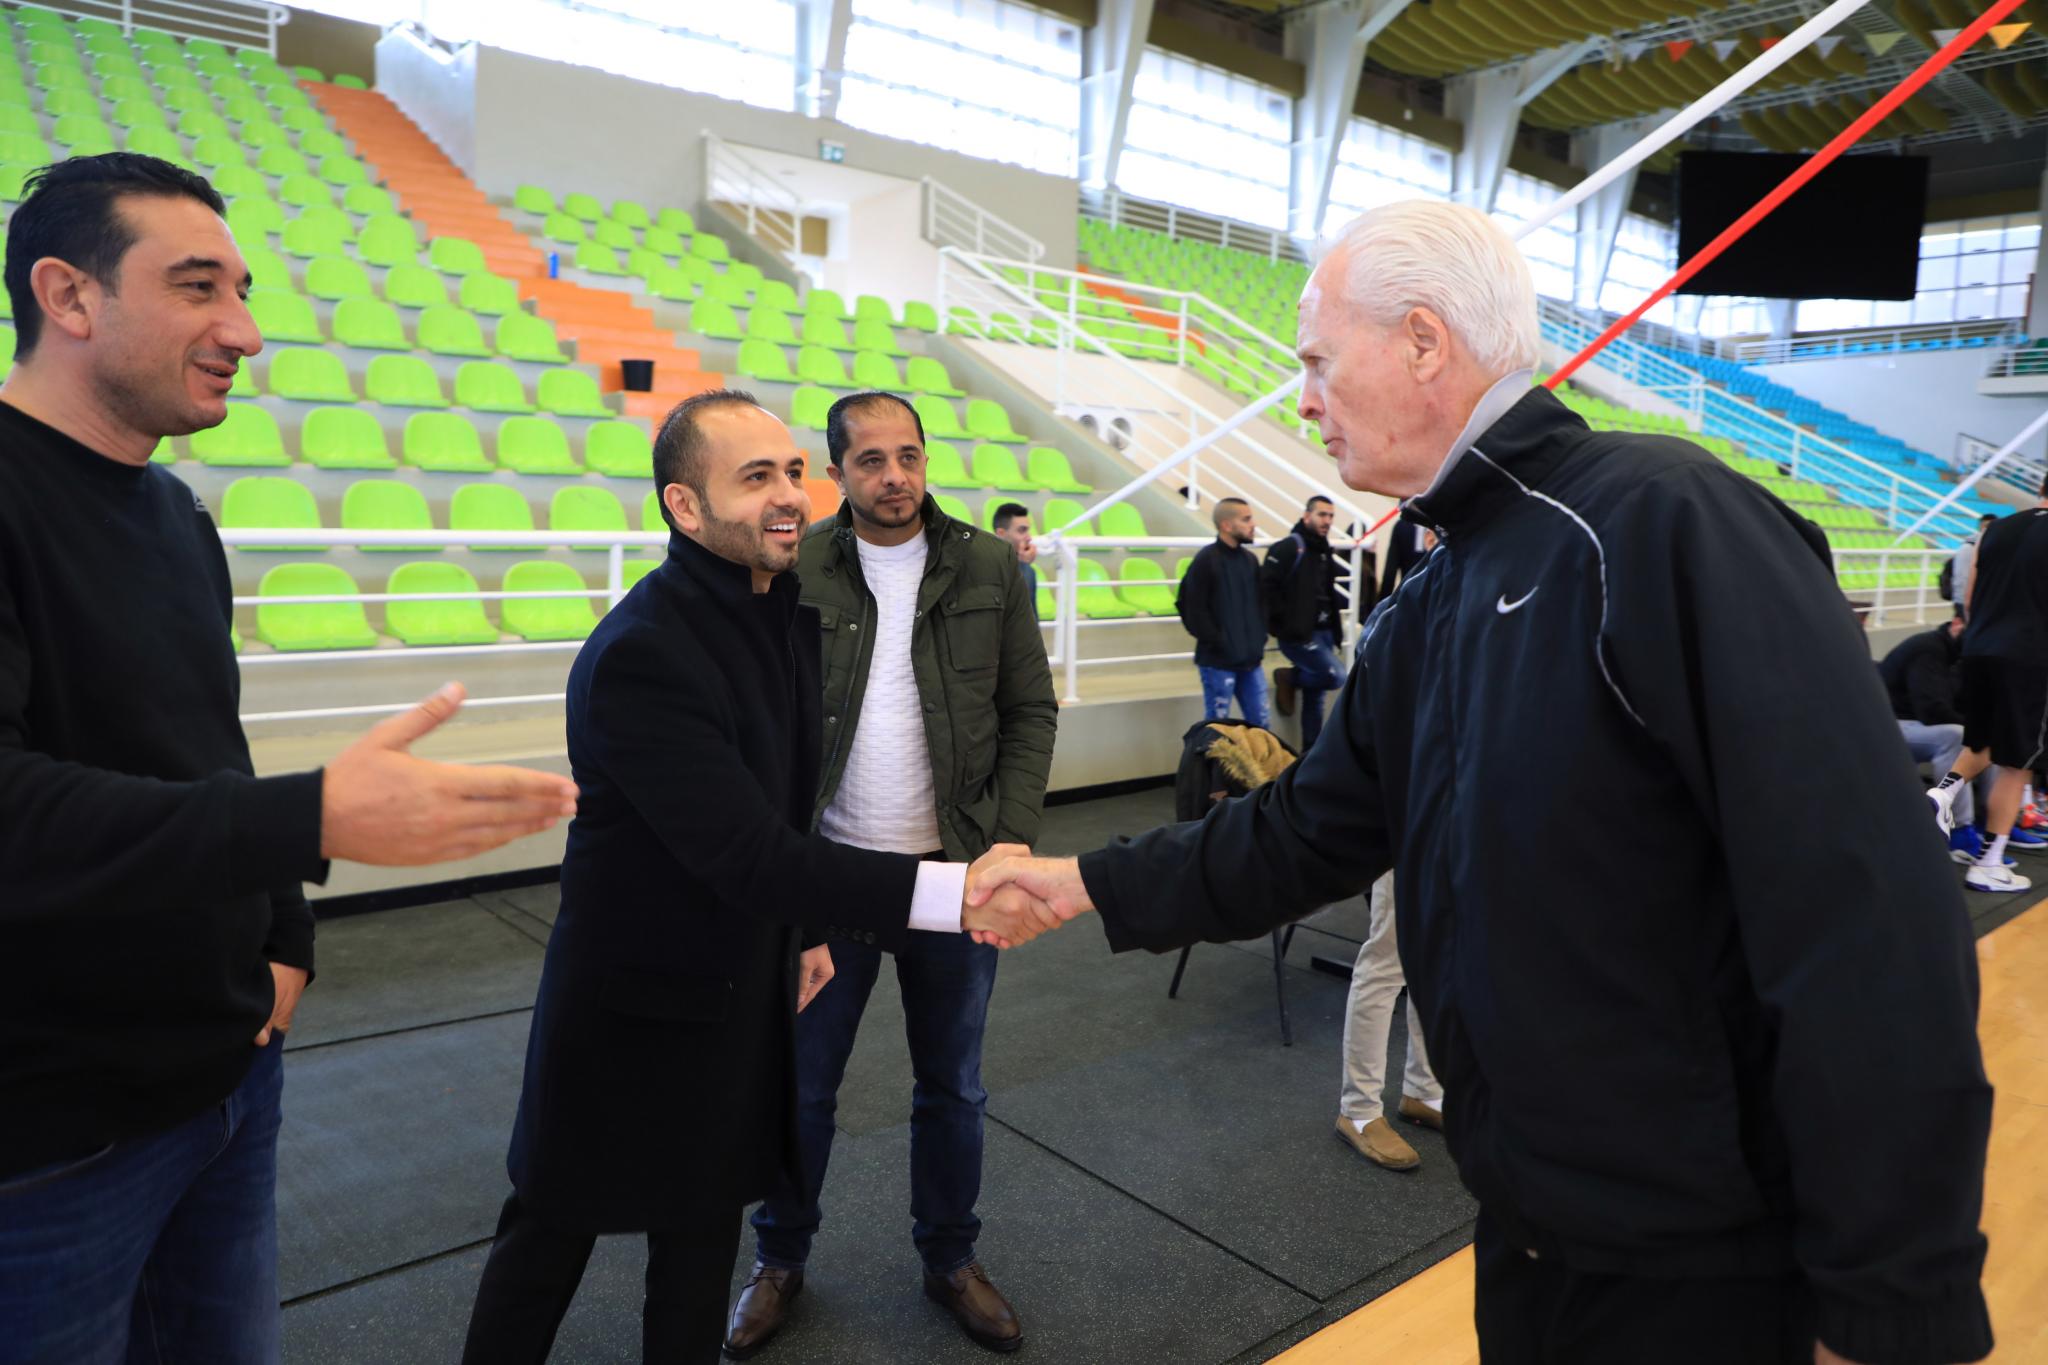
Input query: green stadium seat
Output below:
<box><xmin>220</xmin><ymin>475</ymin><xmax>321</xmax><ymax>551</ymax></box>
<box><xmin>331</xmin><ymin>297</ymin><xmax>407</xmax><ymax>350</ymax></box>
<box><xmin>550</xmin><ymin>485</ymin><xmax>627</xmax><ymax>544</ymax></box>
<box><xmin>189</xmin><ymin>134</ymin><xmax>246</xmax><ymax>171</ymax></box>
<box><xmin>689</xmin><ymin>297</ymin><xmax>744</xmax><ymax>342</ymax></box>
<box><xmin>965</xmin><ymin>397</ymin><xmax>1025</xmax><ymax>443</ymax></box>
<box><xmin>241</xmin><ymin>245</ymin><xmax>293</xmax><ymax>291</ymax></box>
<box><xmin>342</xmin><ymin>183</ymin><xmax>394</xmax><ymax>216</ymax></box>
<box><xmin>620</xmin><ymin>559</ymin><xmax>658</xmax><ymax>591</ymax></box>
<box><xmin>912</xmin><ymin>395</ymin><xmax>967</xmax><ymax>440</ymax></box>
<box><xmin>497</xmin><ymin>313</ymin><xmax>568</xmax><ymax>363</ymax></box>
<box><xmin>641</xmin><ymin>490</ymin><xmax>664</xmax><ymax>531</ymax></box>
<box><xmin>852</xmin><ymin>351</ymin><xmax>902</xmax><ymax>389</ymax></box>
<box><xmin>267</xmin><ymin>346</ymin><xmax>356</xmax><ymax>402</ymax></box>
<box><xmin>790</xmin><ymin>385</ymin><xmax>833</xmax><ymax>431</ymax></box>
<box><xmin>932</xmin><ymin>494</ymin><xmax>974</xmax><ymax>524</ymax></box>
<box><xmin>561</xmin><ymin>191</ymin><xmax>602</xmax><ymax>222</ymax></box>
<box><xmin>301</xmin><ymin>406</ymin><xmax>395</xmax><ymax>469</ymax></box>
<box><xmin>797</xmin><ymin>345</ymin><xmax>853</xmax><ymax>389</ymax></box>
<box><xmin>384</xmin><ymin>562</ymin><xmax>498</xmax><ymax>645</ymax></box>
<box><xmin>281</xmin><ymin>106</ymin><xmax>327</xmax><ymax>136</ymax></box>
<box><xmin>610</xmin><ymin>199</ymin><xmax>650</xmax><ymax>229</ymax></box>
<box><xmin>852</xmin><ymin>318</ymin><xmax>903</xmax><ymax>357</ymax></box>
<box><xmin>542</xmin><ymin>213</ymin><xmax>584</xmax><ymax>245</ymax></box>
<box><xmin>428</xmin><ymin>236</ymin><xmax>487</xmax><ymax>276</ymax></box>
<box><xmin>451</xmin><ymin>482</ymin><xmax>536</xmax><ymax>549</ymax></box>
<box><xmin>656</xmin><ymin>207</ymin><xmax>694</xmax><ymax>234</ymax></box>
<box><xmin>1026</xmin><ymin>446</ymin><xmax>1090</xmax><ymax>493</ymax></box>
<box><xmin>256</xmin><ymin>563</ymin><xmax>378</xmax><ymax>651</ymax></box>
<box><xmin>357</xmin><ymin>214</ymin><xmax>419</xmax><ymax>268</ymax></box>
<box><xmin>334</xmin><ymin>74</ymin><xmax>370</xmax><ymax>91</ymax></box>
<box><xmin>303</xmin><ymin>254</ymin><xmax>371</xmax><ymax>301</ymax></box>
<box><xmin>702</xmin><ymin>273</ymin><xmax>751</xmax><ymax>307</ymax></box>
<box><xmin>744</xmin><ymin>306</ymin><xmax>798</xmax><ymax>347</ymax></box>
<box><xmin>592</xmin><ymin>219</ymin><xmax>635</xmax><ymax>251</ymax></box>
<box><xmin>902</xmin><ymin>300</ymin><xmax>940</xmax><ymax>332</ymax></box>
<box><xmin>418</xmin><ymin>304</ymin><xmax>491</xmax><ymax>358</ymax></box>
<box><xmin>801</xmin><ymin>313</ymin><xmax>854</xmax><ymax>352</ymax></box>
<box><xmin>403</xmin><ymin>411</ymin><xmax>491</xmax><ymax>473</ymax></box>
<box><xmin>457</xmin><ymin>271</ymin><xmax>518</xmax><ymax>315</ymax></box>
<box><xmin>584</xmin><ymin>420</ymin><xmax>652</xmax><ymax>477</ymax></box>
<box><xmin>971</xmin><ymin>443</ymin><xmax>1033</xmax><ymax>491</ymax></box>
<box><xmin>573</xmin><ymin>240</ymin><xmax>627</xmax><ymax>276</ymax></box>
<box><xmin>1074</xmin><ymin>558</ymin><xmax>1137</xmax><ymax>619</ymax></box>
<box><xmin>227</xmin><ymin>364</ymin><xmax>259</xmax><ymax>398</ymax></box>
<box><xmin>454</xmin><ymin>359</ymin><xmax>533</xmax><ymax>413</ymax></box>
<box><xmin>638</xmin><ymin>225</ymin><xmax>683</xmax><ymax>259</ymax></box>
<box><xmin>383</xmin><ymin>262</ymin><xmax>449</xmax><ymax>309</ymax></box>
<box><xmin>1042</xmin><ymin>498</ymin><xmax>1092</xmax><ymax>536</ymax></box>
<box><xmin>514</xmin><ymin>184</ymin><xmax>554</xmax><ymax>215</ymax></box>
<box><xmin>123</xmin><ymin>126</ymin><xmax>181</xmax><ymax>160</ymax></box>
<box><xmin>924</xmin><ymin>441</ymin><xmax>979</xmax><ymax>490</ymax></box>
<box><xmin>647</xmin><ymin>265</ymin><xmax>697</xmax><ymax>303</ymax></box>
<box><xmin>189</xmin><ymin>403</ymin><xmax>287</xmax><ymax>467</ymax></box>
<box><xmin>852</xmin><ymin>295</ymin><xmax>893</xmax><ymax>327</ymax></box>
<box><xmin>53</xmin><ymin>116</ymin><xmax>115</xmax><ymax>153</ymax></box>
<box><xmin>340</xmin><ymin>479</ymin><xmax>436</xmax><ymax>552</ymax></box>
<box><xmin>726</xmin><ymin>261</ymin><xmax>764</xmax><ymax>290</ymax></box>
<box><xmin>737</xmin><ymin>338</ymin><xmax>795</xmax><ymax>384</ymax></box>
<box><xmin>943</xmin><ymin>306</ymin><xmax>985</xmax><ymax>338</ymax></box>
<box><xmin>226</xmin><ymin>196</ymin><xmax>286</xmax><ymax>241</ymax></box>
<box><xmin>41</xmin><ymin>88</ymin><xmax>100</xmax><ymax>120</ymax></box>
<box><xmin>804</xmin><ymin>289</ymin><xmax>849</xmax><ymax>320</ymax></box>
<box><xmin>364</xmin><ymin>354</ymin><xmax>448</xmax><ymax>407</ymax></box>
<box><xmin>752</xmin><ymin>279</ymin><xmax>798</xmax><ymax>314</ymax></box>
<box><xmin>501</xmin><ymin>561</ymin><xmax>598</xmax><ymax>641</ymax></box>
<box><xmin>280</xmin><ymin>214</ymin><xmax>346</xmax><ymax>259</ymax></box>
<box><xmin>1116</xmin><ymin>557</ymin><xmax>1178</xmax><ymax>615</ymax></box>
<box><xmin>1098</xmin><ymin>503</ymin><xmax>1146</xmax><ymax>541</ymax></box>
<box><xmin>537</xmin><ymin>368</ymin><xmax>612</xmax><ymax>418</ymax></box>
<box><xmin>111</xmin><ymin>97</ymin><xmax>170</xmax><ymax>130</ymax></box>
<box><xmin>904</xmin><ymin>356</ymin><xmax>964</xmax><ymax>397</ymax></box>
<box><xmin>317</xmin><ymin>155</ymin><xmax>369</xmax><ymax>188</ymax></box>
<box><xmin>497</xmin><ymin>416</ymin><xmax>580</xmax><ymax>475</ymax></box>
<box><xmin>689</xmin><ymin>233</ymin><xmax>729</xmax><ymax>264</ymax></box>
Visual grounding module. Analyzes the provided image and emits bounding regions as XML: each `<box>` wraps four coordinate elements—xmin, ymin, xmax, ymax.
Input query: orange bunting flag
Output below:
<box><xmin>1759</xmin><ymin>35</ymin><xmax>1780</xmax><ymax>49</ymax></box>
<box><xmin>1664</xmin><ymin>39</ymin><xmax>1694</xmax><ymax>61</ymax></box>
<box><xmin>1989</xmin><ymin>21</ymin><xmax>2030</xmax><ymax>48</ymax></box>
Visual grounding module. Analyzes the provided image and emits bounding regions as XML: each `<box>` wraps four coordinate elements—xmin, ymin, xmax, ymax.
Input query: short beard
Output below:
<box><xmin>695</xmin><ymin>489</ymin><xmax>799</xmax><ymax>578</ymax></box>
<box><xmin>852</xmin><ymin>485</ymin><xmax>920</xmax><ymax>531</ymax></box>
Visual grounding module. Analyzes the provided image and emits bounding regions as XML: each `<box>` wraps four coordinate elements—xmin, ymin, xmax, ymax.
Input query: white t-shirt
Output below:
<box><xmin>819</xmin><ymin>532</ymin><xmax>943</xmax><ymax>856</ymax></box>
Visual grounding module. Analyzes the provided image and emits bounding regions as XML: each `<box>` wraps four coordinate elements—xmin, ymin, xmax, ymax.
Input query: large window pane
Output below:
<box><xmin>1118</xmin><ymin>49</ymin><xmax>1289</xmax><ymax>228</ymax></box>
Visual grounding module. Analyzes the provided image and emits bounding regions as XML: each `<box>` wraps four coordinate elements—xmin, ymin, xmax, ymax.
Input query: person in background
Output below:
<box><xmin>1264</xmin><ymin>494</ymin><xmax>1345</xmax><ymax>747</ymax></box>
<box><xmin>1335</xmin><ymin>872</ymin><xmax>1442</xmax><ymax>1172</ymax></box>
<box><xmin>734</xmin><ymin>394</ymin><xmax>1057</xmax><ymax>1359</ymax></box>
<box><xmin>1379</xmin><ymin>518</ymin><xmax>1435</xmax><ymax>597</ymax></box>
<box><xmin>992</xmin><ymin>501</ymin><xmax>1037</xmax><ymax>601</ymax></box>
<box><xmin>1177</xmin><ymin>497</ymin><xmax>1270</xmax><ymax>728</ymax></box>
<box><xmin>1879</xmin><ymin>612</ymin><xmax>2023</xmax><ymax>865</ymax></box>
<box><xmin>0</xmin><ymin>153</ymin><xmax>580</xmax><ymax>1364</ymax></box>
<box><xmin>1947</xmin><ymin>512</ymin><xmax>1997</xmax><ymax>611</ymax></box>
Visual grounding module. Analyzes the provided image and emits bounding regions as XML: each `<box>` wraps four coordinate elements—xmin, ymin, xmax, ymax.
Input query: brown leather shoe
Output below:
<box><xmin>923</xmin><ymin>1261</ymin><xmax>1022</xmax><ymax>1353</ymax></box>
<box><xmin>724</xmin><ymin>1262</ymin><xmax>802</xmax><ymax>1360</ymax></box>
<box><xmin>1399</xmin><ymin>1096</ymin><xmax>1445</xmax><ymax>1132</ymax></box>
<box><xmin>1334</xmin><ymin>1114</ymin><xmax>1420</xmax><ymax>1171</ymax></box>
<box><xmin>1273</xmin><ymin>667</ymin><xmax>1298</xmax><ymax>717</ymax></box>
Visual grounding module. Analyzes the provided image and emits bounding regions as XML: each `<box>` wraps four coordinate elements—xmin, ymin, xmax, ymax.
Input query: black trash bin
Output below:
<box><xmin>620</xmin><ymin>358</ymin><xmax>655</xmax><ymax>392</ymax></box>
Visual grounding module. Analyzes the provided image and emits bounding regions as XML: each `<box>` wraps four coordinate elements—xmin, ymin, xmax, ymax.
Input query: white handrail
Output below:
<box><xmin>1081</xmin><ymin>186</ymin><xmax>1305</xmax><ymax>264</ymax></box>
<box><xmin>31</xmin><ymin>1</ymin><xmax>289</xmax><ymax>53</ymax></box>
<box><xmin>1983</xmin><ymin>344</ymin><xmax>2048</xmax><ymax>380</ymax></box>
<box><xmin>920</xmin><ymin>177</ymin><xmax>1044</xmax><ymax>263</ymax></box>
<box><xmin>703</xmin><ymin>133</ymin><xmax>802</xmax><ymax>265</ymax></box>
<box><xmin>1732</xmin><ymin>319</ymin><xmax>2024</xmax><ymax>365</ymax></box>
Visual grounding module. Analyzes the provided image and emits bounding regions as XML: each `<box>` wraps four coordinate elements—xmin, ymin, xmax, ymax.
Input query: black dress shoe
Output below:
<box><xmin>923</xmin><ymin>1261</ymin><xmax>1022</xmax><ymax>1353</ymax></box>
<box><xmin>724</xmin><ymin>1262</ymin><xmax>802</xmax><ymax>1360</ymax></box>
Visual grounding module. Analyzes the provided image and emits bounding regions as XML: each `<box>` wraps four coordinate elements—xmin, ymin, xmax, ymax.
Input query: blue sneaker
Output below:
<box><xmin>2008</xmin><ymin>826</ymin><xmax>2048</xmax><ymax>852</ymax></box>
<box><xmin>1951</xmin><ymin>827</ymin><xmax>2016</xmax><ymax>866</ymax></box>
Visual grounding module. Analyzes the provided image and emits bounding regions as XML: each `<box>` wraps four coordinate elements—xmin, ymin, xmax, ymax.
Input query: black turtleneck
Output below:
<box><xmin>0</xmin><ymin>399</ymin><xmax>327</xmax><ymax>1177</ymax></box>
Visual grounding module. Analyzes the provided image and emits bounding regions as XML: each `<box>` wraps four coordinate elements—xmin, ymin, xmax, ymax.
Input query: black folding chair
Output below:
<box><xmin>1167</xmin><ymin>924</ymin><xmax>1300</xmax><ymax>1045</ymax></box>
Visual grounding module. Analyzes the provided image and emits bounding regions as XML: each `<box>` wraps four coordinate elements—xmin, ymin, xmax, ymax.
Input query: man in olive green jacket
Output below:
<box><xmin>733</xmin><ymin>392</ymin><xmax>1056</xmax><ymax>1359</ymax></box>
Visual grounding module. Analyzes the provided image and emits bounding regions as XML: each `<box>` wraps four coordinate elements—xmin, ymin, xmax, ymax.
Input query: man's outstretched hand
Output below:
<box><xmin>963</xmin><ymin>851</ymin><xmax>1092</xmax><ymax>948</ymax></box>
<box><xmin>321</xmin><ymin>683</ymin><xmax>580</xmax><ymax>866</ymax></box>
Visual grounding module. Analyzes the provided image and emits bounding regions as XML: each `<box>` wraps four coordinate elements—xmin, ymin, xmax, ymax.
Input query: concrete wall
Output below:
<box><xmin>1754</xmin><ymin>348</ymin><xmax>2048</xmax><ymax>466</ymax></box>
<box><xmin>373</xmin><ymin>26</ymin><xmax>477</xmax><ymax>174</ymax></box>
<box><xmin>459</xmin><ymin>48</ymin><xmax>1077</xmax><ymax>269</ymax></box>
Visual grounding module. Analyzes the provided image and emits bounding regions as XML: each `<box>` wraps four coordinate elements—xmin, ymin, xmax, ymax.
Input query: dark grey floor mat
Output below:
<box><xmin>989</xmin><ymin>975</ymin><xmax>1477</xmax><ymax>1302</ymax></box>
<box><xmin>286</xmin><ymin>900</ymin><xmax>543</xmax><ymax>1052</ymax></box>
<box><xmin>278</xmin><ymin>1012</ymin><xmax>530</xmax><ymax>1301</ymax></box>
<box><xmin>1036</xmin><ymin>783</ymin><xmax>1177</xmax><ymax>854</ymax></box>
<box><xmin>283</xmin><ymin>1124</ymin><xmax>1316</xmax><ymax>1365</ymax></box>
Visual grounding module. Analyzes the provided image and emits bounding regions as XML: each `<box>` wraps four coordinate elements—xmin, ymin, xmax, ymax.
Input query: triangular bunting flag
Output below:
<box><xmin>1815</xmin><ymin>36</ymin><xmax>1843</xmax><ymax>59</ymax></box>
<box><xmin>1989</xmin><ymin>21</ymin><xmax>2030</xmax><ymax>49</ymax></box>
<box><xmin>1712</xmin><ymin>38</ymin><xmax>1740</xmax><ymax>60</ymax></box>
<box><xmin>1866</xmin><ymin>30</ymin><xmax>1905</xmax><ymax>55</ymax></box>
<box><xmin>1759</xmin><ymin>35</ymin><xmax>1780</xmax><ymax>49</ymax></box>
<box><xmin>1931</xmin><ymin>27</ymin><xmax>1963</xmax><ymax>47</ymax></box>
<box><xmin>1620</xmin><ymin>40</ymin><xmax>1647</xmax><ymax>61</ymax></box>
<box><xmin>1664</xmin><ymin>39</ymin><xmax>1693</xmax><ymax>61</ymax></box>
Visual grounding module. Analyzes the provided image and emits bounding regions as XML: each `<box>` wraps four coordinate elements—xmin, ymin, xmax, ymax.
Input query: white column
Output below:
<box><xmin>794</xmin><ymin>0</ymin><xmax>853</xmax><ymax>121</ymax></box>
<box><xmin>1765</xmin><ymin>299</ymin><xmax>1797</xmax><ymax>339</ymax></box>
<box><xmin>1283</xmin><ymin>0</ymin><xmax>1411</xmax><ymax>244</ymax></box>
<box><xmin>1570</xmin><ymin>119</ymin><xmax>1647</xmax><ymax>311</ymax></box>
<box><xmin>1079</xmin><ymin>0</ymin><xmax>1154</xmax><ymax>189</ymax></box>
<box><xmin>1445</xmin><ymin>41</ymin><xmax>1587</xmax><ymax>215</ymax></box>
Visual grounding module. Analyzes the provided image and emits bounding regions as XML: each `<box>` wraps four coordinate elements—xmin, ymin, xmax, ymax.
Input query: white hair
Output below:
<box><xmin>1319</xmin><ymin>199</ymin><xmax>1539</xmax><ymax>377</ymax></box>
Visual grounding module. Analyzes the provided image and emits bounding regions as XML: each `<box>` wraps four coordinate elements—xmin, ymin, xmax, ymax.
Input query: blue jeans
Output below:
<box><xmin>1198</xmin><ymin>664</ymin><xmax>1270</xmax><ymax>729</ymax></box>
<box><xmin>0</xmin><ymin>1036</ymin><xmax>284</xmax><ymax>1365</ymax></box>
<box><xmin>1278</xmin><ymin>630</ymin><xmax>1344</xmax><ymax>748</ymax></box>
<box><xmin>753</xmin><ymin>930</ymin><xmax>999</xmax><ymax>1275</ymax></box>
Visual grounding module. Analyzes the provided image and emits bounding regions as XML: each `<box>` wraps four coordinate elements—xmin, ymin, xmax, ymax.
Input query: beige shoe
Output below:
<box><xmin>1334</xmin><ymin>1115</ymin><xmax>1420</xmax><ymax>1171</ymax></box>
<box><xmin>1398</xmin><ymin>1096</ymin><xmax>1445</xmax><ymax>1133</ymax></box>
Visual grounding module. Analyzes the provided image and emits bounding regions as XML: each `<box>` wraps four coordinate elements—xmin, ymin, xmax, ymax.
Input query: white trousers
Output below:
<box><xmin>1337</xmin><ymin>873</ymin><xmax>1442</xmax><ymax>1124</ymax></box>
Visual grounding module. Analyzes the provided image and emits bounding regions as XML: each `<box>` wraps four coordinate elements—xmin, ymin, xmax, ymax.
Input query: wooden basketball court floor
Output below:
<box><xmin>1272</xmin><ymin>902</ymin><xmax>2048</xmax><ymax>1364</ymax></box>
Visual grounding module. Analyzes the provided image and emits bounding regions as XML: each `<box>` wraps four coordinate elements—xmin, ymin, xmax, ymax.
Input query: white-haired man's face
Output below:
<box><xmin>1295</xmin><ymin>247</ymin><xmax>1489</xmax><ymax>500</ymax></box>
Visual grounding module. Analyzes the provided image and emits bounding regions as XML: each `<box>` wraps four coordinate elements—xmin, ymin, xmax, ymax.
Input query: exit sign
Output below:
<box><xmin>819</xmin><ymin>139</ymin><xmax>845</xmax><ymax>163</ymax></box>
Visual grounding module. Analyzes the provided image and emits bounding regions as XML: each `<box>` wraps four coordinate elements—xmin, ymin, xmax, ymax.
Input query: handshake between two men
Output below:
<box><xmin>958</xmin><ymin>845</ymin><xmax>1095</xmax><ymax>950</ymax></box>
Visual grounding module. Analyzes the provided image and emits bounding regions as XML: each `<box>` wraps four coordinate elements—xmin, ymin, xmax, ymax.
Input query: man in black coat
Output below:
<box><xmin>1262</xmin><ymin>494</ymin><xmax>1346</xmax><ymax>746</ymax></box>
<box><xmin>1879</xmin><ymin>614</ymin><xmax>1991</xmax><ymax>859</ymax></box>
<box><xmin>1176</xmin><ymin>497</ymin><xmax>1270</xmax><ymax>727</ymax></box>
<box><xmin>460</xmin><ymin>391</ymin><xmax>1056</xmax><ymax>1365</ymax></box>
<box><xmin>970</xmin><ymin>202</ymin><xmax>1991</xmax><ymax>1364</ymax></box>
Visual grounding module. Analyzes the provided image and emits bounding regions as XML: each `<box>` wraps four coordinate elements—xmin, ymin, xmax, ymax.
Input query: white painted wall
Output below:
<box><xmin>1754</xmin><ymin>349</ymin><xmax>2048</xmax><ymax>465</ymax></box>
<box><xmin>719</xmin><ymin>145</ymin><xmax>945</xmax><ymax>312</ymax></box>
<box><xmin>373</xmin><ymin>26</ymin><xmax>476</xmax><ymax>172</ymax></box>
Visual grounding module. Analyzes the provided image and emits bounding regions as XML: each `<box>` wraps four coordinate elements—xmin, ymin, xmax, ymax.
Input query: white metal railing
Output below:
<box><xmin>27</xmin><ymin>2</ymin><xmax>287</xmax><ymax>53</ymax></box>
<box><xmin>1983</xmin><ymin>344</ymin><xmax>2048</xmax><ymax>380</ymax></box>
<box><xmin>920</xmin><ymin>177</ymin><xmax>1044</xmax><ymax>263</ymax></box>
<box><xmin>937</xmin><ymin>247</ymin><xmax>1378</xmax><ymax>545</ymax></box>
<box><xmin>1079</xmin><ymin>186</ymin><xmax>1306</xmax><ymax>265</ymax></box>
<box><xmin>1539</xmin><ymin>298</ymin><xmax>1978</xmax><ymax>546</ymax></box>
<box><xmin>703</xmin><ymin>133</ymin><xmax>801</xmax><ymax>265</ymax></box>
<box><xmin>1731</xmin><ymin>319</ymin><xmax>2026</xmax><ymax>366</ymax></box>
<box><xmin>1956</xmin><ymin>431</ymin><xmax>2046</xmax><ymax>497</ymax></box>
<box><xmin>1830</xmin><ymin>548</ymin><xmax>1953</xmax><ymax>629</ymax></box>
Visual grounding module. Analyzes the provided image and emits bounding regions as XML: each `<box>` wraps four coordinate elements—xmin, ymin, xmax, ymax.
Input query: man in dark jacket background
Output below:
<box><xmin>1177</xmin><ymin>497</ymin><xmax>1270</xmax><ymax>728</ymax></box>
<box><xmin>1263</xmin><ymin>494</ymin><xmax>1345</xmax><ymax>746</ymax></box>
<box><xmin>1880</xmin><ymin>614</ymin><xmax>2002</xmax><ymax>863</ymax></box>
<box><xmin>970</xmin><ymin>200</ymin><xmax>1992</xmax><ymax>1365</ymax></box>
<box><xmin>461</xmin><ymin>391</ymin><xmax>1054</xmax><ymax>1365</ymax></box>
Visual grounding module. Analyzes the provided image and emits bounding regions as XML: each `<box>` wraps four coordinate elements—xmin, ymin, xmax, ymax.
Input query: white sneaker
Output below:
<box><xmin>1965</xmin><ymin>862</ymin><xmax>2031</xmax><ymax>893</ymax></box>
<box><xmin>1930</xmin><ymin>787</ymin><xmax>1956</xmax><ymax>837</ymax></box>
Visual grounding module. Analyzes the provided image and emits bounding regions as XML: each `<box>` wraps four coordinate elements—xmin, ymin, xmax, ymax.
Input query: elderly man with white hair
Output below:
<box><xmin>970</xmin><ymin>200</ymin><xmax>1992</xmax><ymax>1365</ymax></box>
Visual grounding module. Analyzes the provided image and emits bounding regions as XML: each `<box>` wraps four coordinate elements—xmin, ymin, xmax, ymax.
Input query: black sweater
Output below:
<box><xmin>1175</xmin><ymin>539</ymin><xmax>1266</xmax><ymax>671</ymax></box>
<box><xmin>1081</xmin><ymin>387</ymin><xmax>1992</xmax><ymax>1364</ymax></box>
<box><xmin>1878</xmin><ymin>625</ymin><xmax>1965</xmax><ymax>726</ymax></box>
<box><xmin>0</xmin><ymin>401</ymin><xmax>327</xmax><ymax>1178</ymax></box>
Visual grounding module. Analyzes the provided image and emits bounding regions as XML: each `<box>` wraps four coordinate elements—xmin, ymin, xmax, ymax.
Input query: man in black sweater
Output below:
<box><xmin>0</xmin><ymin>156</ymin><xmax>579</xmax><ymax>1363</ymax></box>
<box><xmin>971</xmin><ymin>200</ymin><xmax>1991</xmax><ymax>1363</ymax></box>
<box><xmin>1263</xmin><ymin>494</ymin><xmax>1345</xmax><ymax>746</ymax></box>
<box><xmin>1879</xmin><ymin>614</ymin><xmax>2000</xmax><ymax>862</ymax></box>
<box><xmin>1176</xmin><ymin>497</ymin><xmax>1270</xmax><ymax>728</ymax></box>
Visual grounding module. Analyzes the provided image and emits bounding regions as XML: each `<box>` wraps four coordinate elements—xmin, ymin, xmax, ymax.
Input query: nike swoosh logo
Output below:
<box><xmin>1496</xmin><ymin>587</ymin><xmax>1538</xmax><ymax>614</ymax></box>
